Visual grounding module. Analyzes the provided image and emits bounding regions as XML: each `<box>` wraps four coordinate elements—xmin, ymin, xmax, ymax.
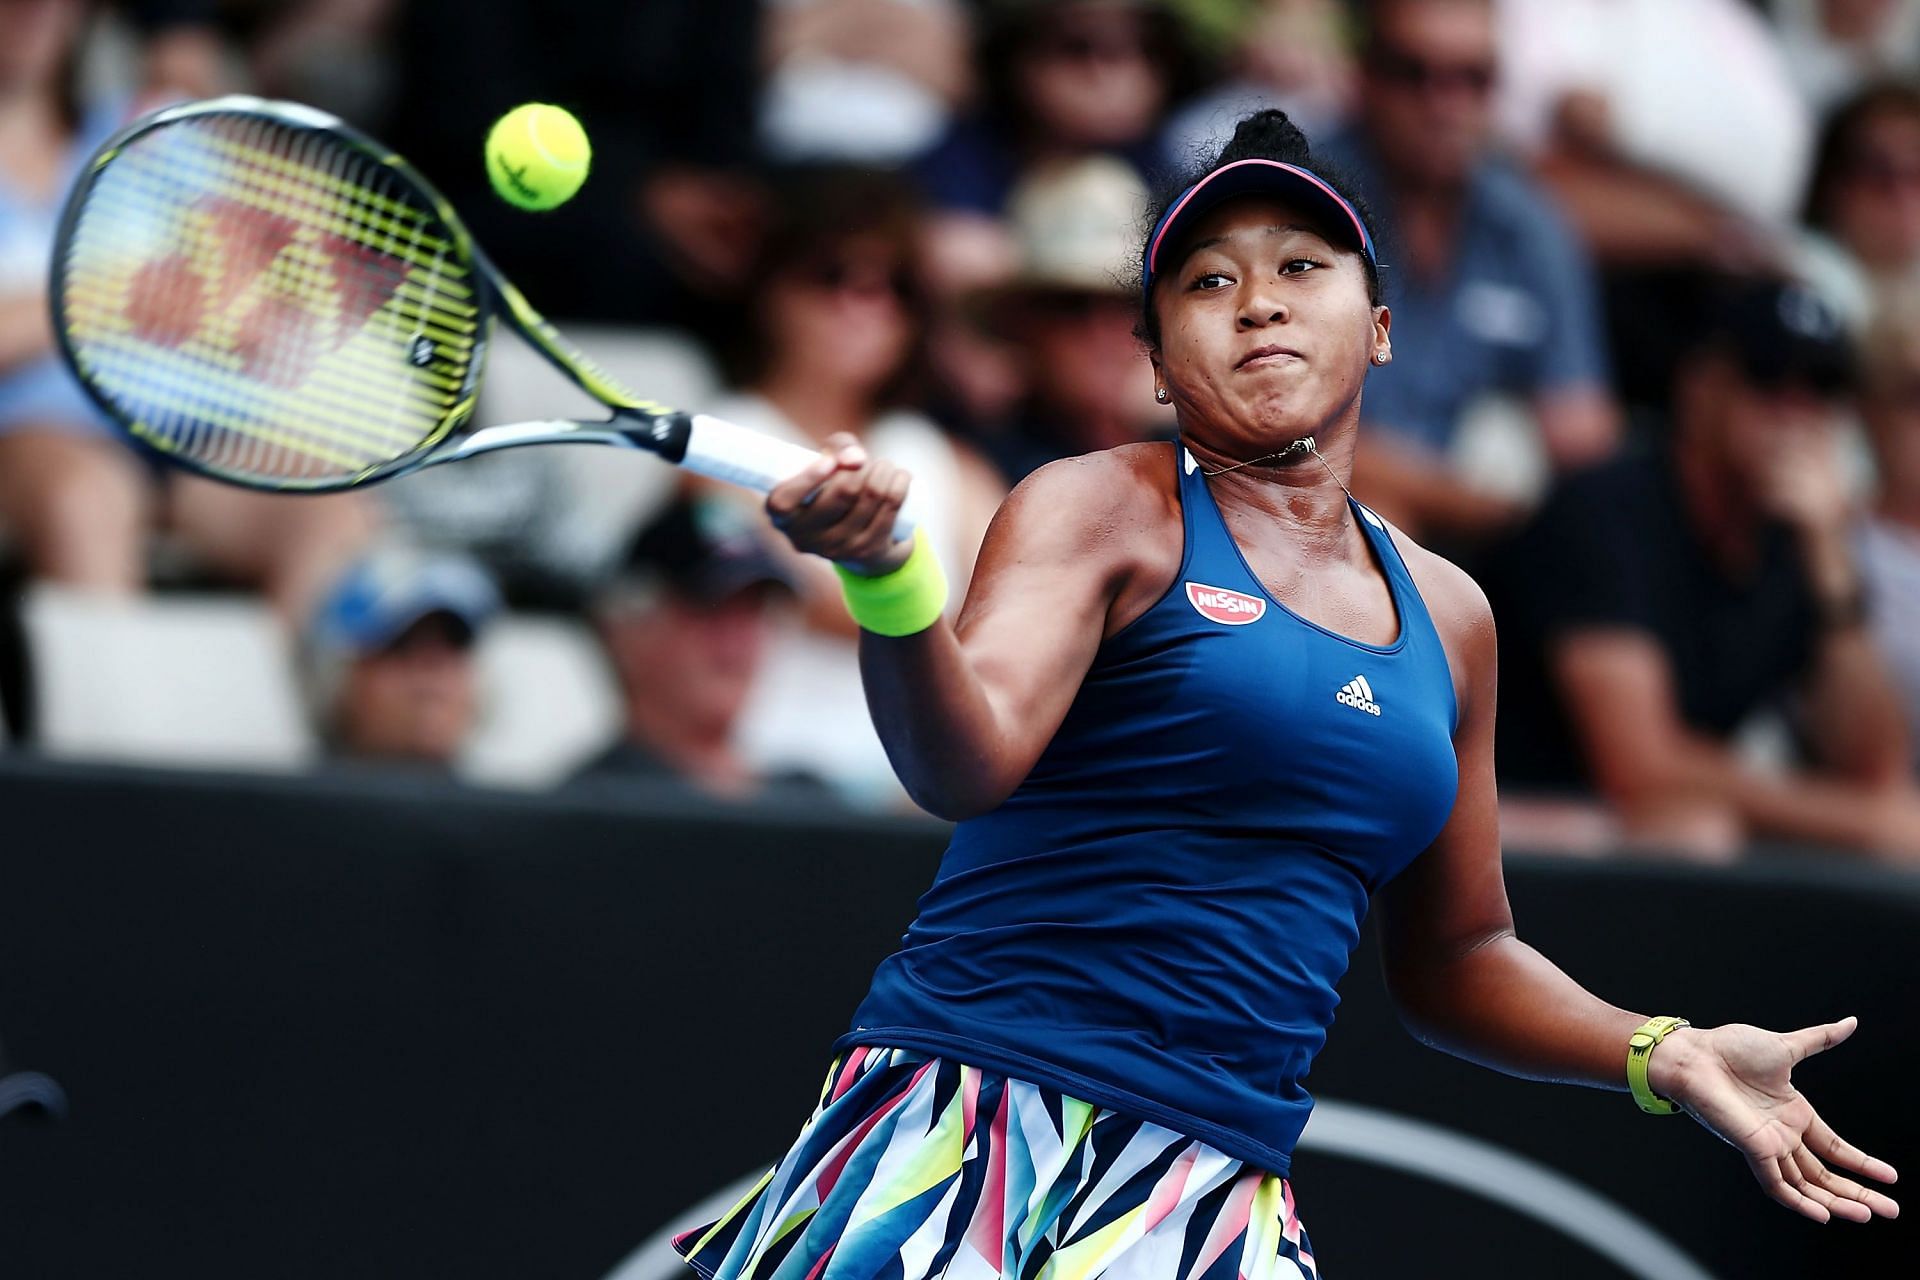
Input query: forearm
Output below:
<box><xmin>1800</xmin><ymin>626</ymin><xmax>1912</xmax><ymax>785</ymax></box>
<box><xmin>0</xmin><ymin>293</ymin><xmax>54</xmax><ymax>372</ymax></box>
<box><xmin>858</xmin><ymin>625</ymin><xmax>1015</xmax><ymax>819</ymax></box>
<box><xmin>1618</xmin><ymin>732</ymin><xmax>1890</xmax><ymax>850</ymax></box>
<box><xmin>1390</xmin><ymin>931</ymin><xmax>1650</xmax><ymax>1091</ymax></box>
<box><xmin>1795</xmin><ymin>519</ymin><xmax>1910</xmax><ymax>783</ymax></box>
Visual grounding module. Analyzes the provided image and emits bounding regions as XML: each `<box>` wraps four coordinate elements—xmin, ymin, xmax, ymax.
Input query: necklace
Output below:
<box><xmin>1196</xmin><ymin>435</ymin><xmax>1356</xmax><ymax>503</ymax></box>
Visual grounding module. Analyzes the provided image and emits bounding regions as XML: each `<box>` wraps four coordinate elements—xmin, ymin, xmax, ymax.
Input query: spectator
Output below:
<box><xmin>576</xmin><ymin>494</ymin><xmax>818</xmax><ymax>799</ymax></box>
<box><xmin>1855</xmin><ymin>289</ymin><xmax>1920</xmax><ymax>759</ymax></box>
<box><xmin>760</xmin><ymin>0</ymin><xmax>972</xmax><ymax>163</ymax></box>
<box><xmin>1490</xmin><ymin>278</ymin><xmax>1920</xmax><ymax>862</ymax></box>
<box><xmin>706</xmin><ymin>165</ymin><xmax>1004</xmax><ymax>804</ymax></box>
<box><xmin>1492</xmin><ymin>0</ymin><xmax>1814</xmax><ymax>413</ymax></box>
<box><xmin>911</xmin><ymin>0</ymin><xmax>1192</xmax><ymax>217</ymax></box>
<box><xmin>0</xmin><ymin>0</ymin><xmax>370</xmax><ymax>611</ymax></box>
<box><xmin>1799</xmin><ymin>82</ymin><xmax>1920</xmax><ymax>331</ymax></box>
<box><xmin>973</xmin><ymin>154</ymin><xmax>1163</xmax><ymax>480</ymax></box>
<box><xmin>1494</xmin><ymin>0</ymin><xmax>1813</xmax><ymax>233</ymax></box>
<box><xmin>1323</xmin><ymin>0</ymin><xmax>1618</xmax><ymax>541</ymax></box>
<box><xmin>302</xmin><ymin>547</ymin><xmax>500</xmax><ymax>769</ymax></box>
<box><xmin>1770</xmin><ymin>0</ymin><xmax>1920</xmax><ymax>115</ymax></box>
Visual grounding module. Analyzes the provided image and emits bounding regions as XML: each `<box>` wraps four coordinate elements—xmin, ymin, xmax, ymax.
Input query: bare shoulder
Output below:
<box><xmin>991</xmin><ymin>442</ymin><xmax>1179</xmax><ymax>557</ymax></box>
<box><xmin>969</xmin><ymin>443</ymin><xmax>1182</xmax><ymax>635</ymax></box>
<box><xmin>1380</xmin><ymin>518</ymin><xmax>1497</xmax><ymax>689</ymax></box>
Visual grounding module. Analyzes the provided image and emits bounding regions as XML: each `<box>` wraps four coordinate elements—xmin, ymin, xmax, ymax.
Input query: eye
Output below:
<box><xmin>1189</xmin><ymin>271</ymin><xmax>1233</xmax><ymax>291</ymax></box>
<box><xmin>1280</xmin><ymin>258</ymin><xmax>1324</xmax><ymax>276</ymax></box>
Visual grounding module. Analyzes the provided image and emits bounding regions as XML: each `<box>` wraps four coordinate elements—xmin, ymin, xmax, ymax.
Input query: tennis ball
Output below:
<box><xmin>485</xmin><ymin>104</ymin><xmax>590</xmax><ymax>211</ymax></box>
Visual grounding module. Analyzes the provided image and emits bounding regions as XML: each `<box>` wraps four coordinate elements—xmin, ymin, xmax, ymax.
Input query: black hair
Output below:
<box><xmin>1136</xmin><ymin>108</ymin><xmax>1383</xmax><ymax>349</ymax></box>
<box><xmin>1802</xmin><ymin>80</ymin><xmax>1920</xmax><ymax>232</ymax></box>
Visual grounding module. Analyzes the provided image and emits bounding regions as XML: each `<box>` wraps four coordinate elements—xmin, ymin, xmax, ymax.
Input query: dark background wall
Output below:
<box><xmin>0</xmin><ymin>759</ymin><xmax>1911</xmax><ymax>1279</ymax></box>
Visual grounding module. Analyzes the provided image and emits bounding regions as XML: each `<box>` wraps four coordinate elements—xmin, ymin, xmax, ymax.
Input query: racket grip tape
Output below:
<box><xmin>677</xmin><ymin>414</ymin><xmax>917</xmax><ymax>543</ymax></box>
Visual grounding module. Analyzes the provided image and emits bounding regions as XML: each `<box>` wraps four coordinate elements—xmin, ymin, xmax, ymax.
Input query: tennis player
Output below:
<box><xmin>674</xmin><ymin>111</ymin><xmax>1899</xmax><ymax>1280</ymax></box>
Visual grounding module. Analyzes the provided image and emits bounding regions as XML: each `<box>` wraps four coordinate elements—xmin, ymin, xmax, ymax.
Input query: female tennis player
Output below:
<box><xmin>673</xmin><ymin>111</ymin><xmax>1899</xmax><ymax>1280</ymax></box>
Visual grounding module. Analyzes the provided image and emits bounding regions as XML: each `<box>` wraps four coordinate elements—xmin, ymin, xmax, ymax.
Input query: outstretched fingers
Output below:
<box><xmin>1793</xmin><ymin>1147</ymin><xmax>1899</xmax><ymax>1221</ymax></box>
<box><xmin>1752</xmin><ymin>1152</ymin><xmax>1832</xmax><ymax>1223</ymax></box>
<box><xmin>1807</xmin><ymin>1114</ymin><xmax>1900</xmax><ymax>1188</ymax></box>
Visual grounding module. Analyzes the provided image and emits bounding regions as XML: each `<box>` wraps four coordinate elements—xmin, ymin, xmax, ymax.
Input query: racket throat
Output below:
<box><xmin>429</xmin><ymin>409</ymin><xmax>693</xmax><ymax>467</ymax></box>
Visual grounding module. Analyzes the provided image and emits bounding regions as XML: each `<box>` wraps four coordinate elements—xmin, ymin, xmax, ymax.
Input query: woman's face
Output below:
<box><xmin>1826</xmin><ymin>108</ymin><xmax>1920</xmax><ymax>271</ymax></box>
<box><xmin>1015</xmin><ymin>4</ymin><xmax>1165</xmax><ymax>149</ymax></box>
<box><xmin>1150</xmin><ymin>195</ymin><xmax>1387</xmax><ymax>456</ymax></box>
<box><xmin>761</xmin><ymin>235</ymin><xmax>916</xmax><ymax>399</ymax></box>
<box><xmin>0</xmin><ymin>0</ymin><xmax>83</xmax><ymax>93</ymax></box>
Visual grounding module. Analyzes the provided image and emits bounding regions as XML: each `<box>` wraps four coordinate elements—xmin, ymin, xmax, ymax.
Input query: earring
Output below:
<box><xmin>1373</xmin><ymin>351</ymin><xmax>1389</xmax><ymax>365</ymax></box>
<box><xmin>1155</xmin><ymin>387</ymin><xmax>1169</xmax><ymax>403</ymax></box>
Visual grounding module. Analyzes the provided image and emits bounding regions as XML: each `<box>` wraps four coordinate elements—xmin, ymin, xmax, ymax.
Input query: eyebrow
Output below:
<box><xmin>1179</xmin><ymin>225</ymin><xmax>1332</xmax><ymax>258</ymax></box>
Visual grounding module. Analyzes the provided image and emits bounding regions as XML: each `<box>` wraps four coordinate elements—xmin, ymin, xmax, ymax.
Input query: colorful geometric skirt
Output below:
<box><xmin>672</xmin><ymin>1045</ymin><xmax>1320</xmax><ymax>1280</ymax></box>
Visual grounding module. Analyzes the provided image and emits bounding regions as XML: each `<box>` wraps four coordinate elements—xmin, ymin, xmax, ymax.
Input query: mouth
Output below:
<box><xmin>1237</xmin><ymin>345</ymin><xmax>1304</xmax><ymax>370</ymax></box>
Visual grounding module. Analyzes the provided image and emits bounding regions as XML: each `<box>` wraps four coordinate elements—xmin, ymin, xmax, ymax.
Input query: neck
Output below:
<box><xmin>0</xmin><ymin>88</ymin><xmax>59</xmax><ymax>134</ymax></box>
<box><xmin>757</xmin><ymin>363</ymin><xmax>877</xmax><ymax>444</ymax></box>
<box><xmin>1674</xmin><ymin>438</ymin><xmax>1761</xmax><ymax>567</ymax></box>
<box><xmin>1876</xmin><ymin>487</ymin><xmax>1920</xmax><ymax>532</ymax></box>
<box><xmin>1184</xmin><ymin>421</ymin><xmax>1360</xmax><ymax>550</ymax></box>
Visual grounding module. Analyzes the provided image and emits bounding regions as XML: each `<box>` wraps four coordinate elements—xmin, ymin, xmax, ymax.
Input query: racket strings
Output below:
<box><xmin>59</xmin><ymin>111</ymin><xmax>481</xmax><ymax>485</ymax></box>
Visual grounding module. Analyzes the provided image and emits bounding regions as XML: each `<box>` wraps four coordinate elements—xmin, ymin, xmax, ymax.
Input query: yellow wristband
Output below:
<box><xmin>834</xmin><ymin>533</ymin><xmax>948</xmax><ymax>637</ymax></box>
<box><xmin>1626</xmin><ymin>1015</ymin><xmax>1691</xmax><ymax>1115</ymax></box>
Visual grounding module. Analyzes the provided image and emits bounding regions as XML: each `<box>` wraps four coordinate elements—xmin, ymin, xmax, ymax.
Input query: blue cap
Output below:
<box><xmin>308</xmin><ymin>547</ymin><xmax>502</xmax><ymax>655</ymax></box>
<box><xmin>1142</xmin><ymin>159</ymin><xmax>1377</xmax><ymax>299</ymax></box>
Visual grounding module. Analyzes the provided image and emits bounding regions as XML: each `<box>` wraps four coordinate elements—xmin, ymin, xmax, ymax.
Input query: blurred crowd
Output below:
<box><xmin>4</xmin><ymin>0</ymin><xmax>1920</xmax><ymax>866</ymax></box>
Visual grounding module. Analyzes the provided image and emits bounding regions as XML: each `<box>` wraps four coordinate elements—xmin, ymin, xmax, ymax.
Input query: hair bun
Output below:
<box><xmin>1214</xmin><ymin>109</ymin><xmax>1314</xmax><ymax>169</ymax></box>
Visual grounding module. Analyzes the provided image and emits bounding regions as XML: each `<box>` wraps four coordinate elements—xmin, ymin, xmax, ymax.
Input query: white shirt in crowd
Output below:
<box><xmin>708</xmin><ymin>391</ymin><xmax>975</xmax><ymax>806</ymax></box>
<box><xmin>1493</xmin><ymin>0</ymin><xmax>1813</xmax><ymax>227</ymax></box>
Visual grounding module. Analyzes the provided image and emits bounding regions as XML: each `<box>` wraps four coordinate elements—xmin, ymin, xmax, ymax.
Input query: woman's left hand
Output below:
<box><xmin>1653</xmin><ymin>1017</ymin><xmax>1900</xmax><ymax>1223</ymax></box>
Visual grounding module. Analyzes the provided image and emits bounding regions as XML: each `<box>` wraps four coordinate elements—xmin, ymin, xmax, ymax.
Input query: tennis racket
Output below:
<box><xmin>50</xmin><ymin>95</ymin><xmax>913</xmax><ymax>541</ymax></box>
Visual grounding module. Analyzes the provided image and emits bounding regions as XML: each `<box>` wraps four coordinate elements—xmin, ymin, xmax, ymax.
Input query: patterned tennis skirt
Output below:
<box><xmin>672</xmin><ymin>1045</ymin><xmax>1319</xmax><ymax>1280</ymax></box>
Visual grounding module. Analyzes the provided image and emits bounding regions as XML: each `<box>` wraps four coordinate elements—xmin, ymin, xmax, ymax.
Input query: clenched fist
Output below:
<box><xmin>766</xmin><ymin>431</ymin><xmax>914</xmax><ymax>575</ymax></box>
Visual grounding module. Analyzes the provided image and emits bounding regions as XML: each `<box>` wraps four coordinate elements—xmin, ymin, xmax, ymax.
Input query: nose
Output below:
<box><xmin>1237</xmin><ymin>278</ymin><xmax>1289</xmax><ymax>329</ymax></box>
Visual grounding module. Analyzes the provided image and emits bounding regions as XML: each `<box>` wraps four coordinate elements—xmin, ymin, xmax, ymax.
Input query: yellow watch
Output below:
<box><xmin>1626</xmin><ymin>1016</ymin><xmax>1691</xmax><ymax>1115</ymax></box>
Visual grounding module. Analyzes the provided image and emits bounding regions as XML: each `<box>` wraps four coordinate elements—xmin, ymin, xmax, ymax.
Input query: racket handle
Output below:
<box><xmin>678</xmin><ymin>414</ymin><xmax>917</xmax><ymax>544</ymax></box>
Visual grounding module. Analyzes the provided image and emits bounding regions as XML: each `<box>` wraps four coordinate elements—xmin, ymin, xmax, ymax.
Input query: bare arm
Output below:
<box><xmin>1378</xmin><ymin>542</ymin><xmax>1900</xmax><ymax>1224</ymax></box>
<box><xmin>0</xmin><ymin>292</ymin><xmax>54</xmax><ymax>374</ymax></box>
<box><xmin>1552</xmin><ymin>629</ymin><xmax>1920</xmax><ymax>856</ymax></box>
<box><xmin>765</xmin><ymin>435</ymin><xmax>1159</xmax><ymax>818</ymax></box>
<box><xmin>1377</xmin><ymin>557</ymin><xmax>1646</xmax><ymax>1088</ymax></box>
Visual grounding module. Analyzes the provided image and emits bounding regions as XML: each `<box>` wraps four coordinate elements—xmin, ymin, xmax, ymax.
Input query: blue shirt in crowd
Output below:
<box><xmin>1319</xmin><ymin>130</ymin><xmax>1610</xmax><ymax>454</ymax></box>
<box><xmin>0</xmin><ymin>100</ymin><xmax>125</xmax><ymax>441</ymax></box>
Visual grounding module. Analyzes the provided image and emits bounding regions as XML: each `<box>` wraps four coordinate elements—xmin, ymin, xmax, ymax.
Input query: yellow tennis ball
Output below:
<box><xmin>485</xmin><ymin>104</ymin><xmax>590</xmax><ymax>211</ymax></box>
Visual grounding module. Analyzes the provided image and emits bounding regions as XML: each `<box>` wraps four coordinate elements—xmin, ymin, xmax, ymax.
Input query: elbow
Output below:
<box><xmin>898</xmin><ymin>768</ymin><xmax>1014</xmax><ymax>823</ymax></box>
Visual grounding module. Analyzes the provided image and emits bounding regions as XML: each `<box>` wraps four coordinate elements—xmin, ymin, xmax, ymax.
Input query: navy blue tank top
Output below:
<box><xmin>837</xmin><ymin>443</ymin><xmax>1460</xmax><ymax>1174</ymax></box>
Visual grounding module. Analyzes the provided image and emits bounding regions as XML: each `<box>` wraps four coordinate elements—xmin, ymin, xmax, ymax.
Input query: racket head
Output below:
<box><xmin>51</xmin><ymin>96</ymin><xmax>493</xmax><ymax>491</ymax></box>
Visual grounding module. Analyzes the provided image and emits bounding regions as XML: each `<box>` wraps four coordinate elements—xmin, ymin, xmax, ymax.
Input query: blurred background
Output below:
<box><xmin>1</xmin><ymin>2</ymin><xmax>1918</xmax><ymax>1277</ymax></box>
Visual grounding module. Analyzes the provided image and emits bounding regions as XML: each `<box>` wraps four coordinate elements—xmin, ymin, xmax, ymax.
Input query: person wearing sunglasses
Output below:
<box><xmin>1800</xmin><ymin>82</ymin><xmax>1920</xmax><ymax>329</ymax></box>
<box><xmin>1316</xmin><ymin>0</ymin><xmax>1620</xmax><ymax>544</ymax></box>
<box><xmin>706</xmin><ymin>165</ymin><xmax>1006</xmax><ymax>806</ymax></box>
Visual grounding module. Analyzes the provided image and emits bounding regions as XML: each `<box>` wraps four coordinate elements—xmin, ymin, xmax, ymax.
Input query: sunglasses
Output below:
<box><xmin>1840</xmin><ymin>153</ymin><xmax>1920</xmax><ymax>193</ymax></box>
<box><xmin>792</xmin><ymin>258</ymin><xmax>914</xmax><ymax>301</ymax></box>
<box><xmin>1367</xmin><ymin>45</ymin><xmax>1497</xmax><ymax>96</ymax></box>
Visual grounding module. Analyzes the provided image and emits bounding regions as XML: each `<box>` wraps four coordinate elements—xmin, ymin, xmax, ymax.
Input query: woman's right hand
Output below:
<box><xmin>765</xmin><ymin>431</ymin><xmax>914</xmax><ymax>576</ymax></box>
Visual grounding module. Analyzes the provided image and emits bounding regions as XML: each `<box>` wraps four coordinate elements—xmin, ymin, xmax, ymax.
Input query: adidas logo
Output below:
<box><xmin>1336</xmin><ymin>675</ymin><xmax>1381</xmax><ymax>716</ymax></box>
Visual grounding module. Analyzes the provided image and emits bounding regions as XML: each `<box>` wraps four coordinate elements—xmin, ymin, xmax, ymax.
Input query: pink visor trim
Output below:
<box><xmin>1144</xmin><ymin>159</ymin><xmax>1375</xmax><ymax>286</ymax></box>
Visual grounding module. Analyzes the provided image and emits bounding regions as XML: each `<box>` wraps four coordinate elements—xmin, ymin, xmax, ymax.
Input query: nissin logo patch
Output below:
<box><xmin>1185</xmin><ymin>582</ymin><xmax>1266</xmax><ymax>625</ymax></box>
